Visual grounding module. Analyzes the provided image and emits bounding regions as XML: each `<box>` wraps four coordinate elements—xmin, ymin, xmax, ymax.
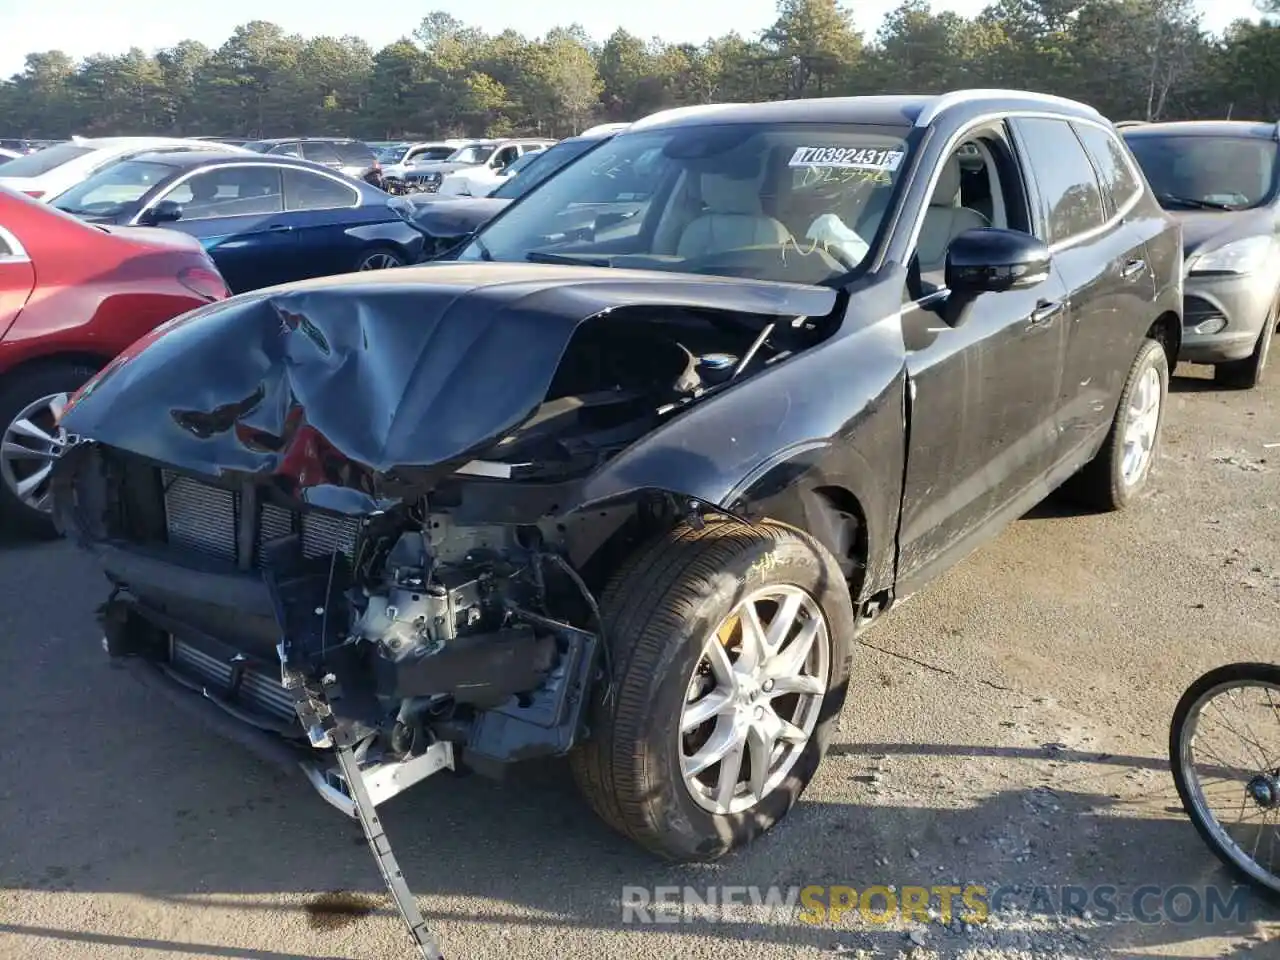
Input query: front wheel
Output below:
<box><xmin>0</xmin><ymin>362</ymin><xmax>95</xmax><ymax>538</ymax></box>
<box><xmin>569</xmin><ymin>518</ymin><xmax>855</xmax><ymax>862</ymax></box>
<box><xmin>1214</xmin><ymin>306</ymin><xmax>1275</xmax><ymax>390</ymax></box>
<box><xmin>1170</xmin><ymin>663</ymin><xmax>1280</xmax><ymax>900</ymax></box>
<box><xmin>1061</xmin><ymin>336</ymin><xmax>1168</xmax><ymax>511</ymax></box>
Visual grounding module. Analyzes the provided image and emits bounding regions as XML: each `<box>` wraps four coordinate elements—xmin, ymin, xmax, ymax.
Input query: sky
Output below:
<box><xmin>0</xmin><ymin>0</ymin><xmax>1264</xmax><ymax>78</ymax></box>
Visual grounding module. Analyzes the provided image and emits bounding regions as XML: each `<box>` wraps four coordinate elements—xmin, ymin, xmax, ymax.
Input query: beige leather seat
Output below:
<box><xmin>676</xmin><ymin>171</ymin><xmax>791</xmax><ymax>258</ymax></box>
<box><xmin>917</xmin><ymin>156</ymin><xmax>989</xmax><ymax>273</ymax></box>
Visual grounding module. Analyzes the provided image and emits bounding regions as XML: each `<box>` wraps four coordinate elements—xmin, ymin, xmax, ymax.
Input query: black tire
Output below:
<box><xmin>1214</xmin><ymin>308</ymin><xmax>1275</xmax><ymax>390</ymax></box>
<box><xmin>1061</xmin><ymin>337</ymin><xmax>1169</xmax><ymax>511</ymax></box>
<box><xmin>1170</xmin><ymin>662</ymin><xmax>1280</xmax><ymax>901</ymax></box>
<box><xmin>0</xmin><ymin>362</ymin><xmax>95</xmax><ymax>539</ymax></box>
<box><xmin>354</xmin><ymin>246</ymin><xmax>406</xmax><ymax>272</ymax></box>
<box><xmin>569</xmin><ymin>518</ymin><xmax>855</xmax><ymax>862</ymax></box>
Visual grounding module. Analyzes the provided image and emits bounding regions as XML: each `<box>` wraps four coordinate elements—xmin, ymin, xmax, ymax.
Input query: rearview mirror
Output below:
<box><xmin>142</xmin><ymin>199</ymin><xmax>183</xmax><ymax>225</ymax></box>
<box><xmin>945</xmin><ymin>227</ymin><xmax>1050</xmax><ymax>294</ymax></box>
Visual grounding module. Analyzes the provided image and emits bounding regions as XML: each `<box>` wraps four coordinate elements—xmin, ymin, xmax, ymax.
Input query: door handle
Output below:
<box><xmin>1121</xmin><ymin>257</ymin><xmax>1146</xmax><ymax>279</ymax></box>
<box><xmin>1030</xmin><ymin>299</ymin><xmax>1065</xmax><ymax>327</ymax></box>
<box><xmin>266</xmin><ymin>224</ymin><xmax>294</xmax><ymax>232</ymax></box>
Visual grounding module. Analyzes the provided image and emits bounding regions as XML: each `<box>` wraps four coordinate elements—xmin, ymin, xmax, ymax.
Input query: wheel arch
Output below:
<box><xmin>1146</xmin><ymin>310</ymin><xmax>1181</xmax><ymax>371</ymax></box>
<box><xmin>0</xmin><ymin>349</ymin><xmax>110</xmax><ymax>383</ymax></box>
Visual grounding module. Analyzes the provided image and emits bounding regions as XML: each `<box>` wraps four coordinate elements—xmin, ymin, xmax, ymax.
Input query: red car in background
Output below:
<box><xmin>0</xmin><ymin>187</ymin><xmax>228</xmax><ymax>535</ymax></box>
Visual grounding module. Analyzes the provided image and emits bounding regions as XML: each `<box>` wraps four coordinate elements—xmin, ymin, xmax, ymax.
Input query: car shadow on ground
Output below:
<box><xmin>5</xmin><ymin>716</ymin><xmax>1277</xmax><ymax>959</ymax></box>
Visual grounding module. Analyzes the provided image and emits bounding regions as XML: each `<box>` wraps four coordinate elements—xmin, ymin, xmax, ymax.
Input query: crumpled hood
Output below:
<box><xmin>408</xmin><ymin>197</ymin><xmax>511</xmax><ymax>239</ymax></box>
<box><xmin>56</xmin><ymin>261</ymin><xmax>835</xmax><ymax>510</ymax></box>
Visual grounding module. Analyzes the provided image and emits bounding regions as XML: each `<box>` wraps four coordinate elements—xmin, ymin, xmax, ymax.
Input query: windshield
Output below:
<box><xmin>491</xmin><ymin>137</ymin><xmax>604</xmax><ymax>201</ymax></box>
<box><xmin>1124</xmin><ymin>134</ymin><xmax>1278</xmax><ymax>209</ymax></box>
<box><xmin>459</xmin><ymin>122</ymin><xmax>911</xmax><ymax>286</ymax></box>
<box><xmin>242</xmin><ymin>141</ymin><xmax>274</xmax><ymax>154</ymax></box>
<box><xmin>52</xmin><ymin>159</ymin><xmax>178</xmax><ymax>216</ymax></box>
<box><xmin>0</xmin><ymin>142</ymin><xmax>95</xmax><ymax>177</ymax></box>
<box><xmin>378</xmin><ymin>145</ymin><xmax>410</xmax><ymax>163</ymax></box>
<box><xmin>447</xmin><ymin>145</ymin><xmax>495</xmax><ymax>165</ymax></box>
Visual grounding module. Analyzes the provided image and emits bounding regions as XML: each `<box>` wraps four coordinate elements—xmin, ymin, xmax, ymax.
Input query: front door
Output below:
<box><xmin>896</xmin><ymin>129</ymin><xmax>1070</xmax><ymax>583</ymax></box>
<box><xmin>150</xmin><ymin>165</ymin><xmax>298</xmax><ymax>293</ymax></box>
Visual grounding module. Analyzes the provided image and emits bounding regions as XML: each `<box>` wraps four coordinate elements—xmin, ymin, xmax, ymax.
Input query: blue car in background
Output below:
<box><xmin>52</xmin><ymin>151</ymin><xmax>426</xmax><ymax>293</ymax></box>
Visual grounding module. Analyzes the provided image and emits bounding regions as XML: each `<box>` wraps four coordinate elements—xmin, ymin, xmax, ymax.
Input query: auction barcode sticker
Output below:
<box><xmin>788</xmin><ymin>146</ymin><xmax>905</xmax><ymax>171</ymax></box>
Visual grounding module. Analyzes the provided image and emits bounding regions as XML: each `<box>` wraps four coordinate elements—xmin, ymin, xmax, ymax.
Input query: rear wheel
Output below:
<box><xmin>569</xmin><ymin>518</ymin><xmax>855</xmax><ymax>862</ymax></box>
<box><xmin>0</xmin><ymin>362</ymin><xmax>95</xmax><ymax>538</ymax></box>
<box><xmin>355</xmin><ymin>246</ymin><xmax>406</xmax><ymax>272</ymax></box>
<box><xmin>1061</xmin><ymin>336</ymin><xmax>1168</xmax><ymax>511</ymax></box>
<box><xmin>1214</xmin><ymin>304</ymin><xmax>1275</xmax><ymax>390</ymax></box>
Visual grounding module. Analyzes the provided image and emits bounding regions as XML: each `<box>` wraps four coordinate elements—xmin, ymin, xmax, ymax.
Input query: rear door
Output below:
<box><xmin>281</xmin><ymin>167</ymin><xmax>366</xmax><ymax>279</ymax></box>
<box><xmin>1008</xmin><ymin>117</ymin><xmax>1153</xmax><ymax>462</ymax></box>
<box><xmin>151</xmin><ymin>165</ymin><xmax>297</xmax><ymax>293</ymax></box>
<box><xmin>0</xmin><ymin>225</ymin><xmax>36</xmax><ymax>339</ymax></box>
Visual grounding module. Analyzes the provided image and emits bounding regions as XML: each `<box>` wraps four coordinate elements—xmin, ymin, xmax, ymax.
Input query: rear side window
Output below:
<box><xmin>333</xmin><ymin>141</ymin><xmax>374</xmax><ymax>165</ymax></box>
<box><xmin>1073</xmin><ymin>123</ymin><xmax>1143</xmax><ymax>213</ymax></box>
<box><xmin>0</xmin><ymin>143</ymin><xmax>94</xmax><ymax>177</ymax></box>
<box><xmin>1012</xmin><ymin>117</ymin><xmax>1106</xmax><ymax>244</ymax></box>
<box><xmin>269</xmin><ymin>142</ymin><xmax>302</xmax><ymax>158</ymax></box>
<box><xmin>301</xmin><ymin>142</ymin><xmax>341</xmax><ymax>165</ymax></box>
<box><xmin>283</xmin><ymin>169</ymin><xmax>359</xmax><ymax>210</ymax></box>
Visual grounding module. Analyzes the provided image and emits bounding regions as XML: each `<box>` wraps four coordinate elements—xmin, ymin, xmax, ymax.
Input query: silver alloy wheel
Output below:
<box><xmin>1120</xmin><ymin>365</ymin><xmax>1161</xmax><ymax>486</ymax></box>
<box><xmin>1178</xmin><ymin>678</ymin><xmax>1280</xmax><ymax>894</ymax></box>
<box><xmin>679</xmin><ymin>584</ymin><xmax>830</xmax><ymax>815</ymax></box>
<box><xmin>0</xmin><ymin>391</ymin><xmax>69</xmax><ymax>514</ymax></box>
<box><xmin>358</xmin><ymin>251</ymin><xmax>402</xmax><ymax>270</ymax></box>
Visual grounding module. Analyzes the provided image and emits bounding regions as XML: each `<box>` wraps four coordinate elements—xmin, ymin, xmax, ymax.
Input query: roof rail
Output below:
<box><xmin>1114</xmin><ymin>120</ymin><xmax>1149</xmax><ymax>128</ymax></box>
<box><xmin>915</xmin><ymin>89</ymin><xmax>1103</xmax><ymax>127</ymax></box>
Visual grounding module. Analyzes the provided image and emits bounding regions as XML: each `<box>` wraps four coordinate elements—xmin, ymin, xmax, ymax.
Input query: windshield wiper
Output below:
<box><xmin>1157</xmin><ymin>193</ymin><xmax>1237</xmax><ymax>211</ymax></box>
<box><xmin>471</xmin><ymin>234</ymin><xmax>494</xmax><ymax>261</ymax></box>
<box><xmin>524</xmin><ymin>250</ymin><xmax>612</xmax><ymax>267</ymax></box>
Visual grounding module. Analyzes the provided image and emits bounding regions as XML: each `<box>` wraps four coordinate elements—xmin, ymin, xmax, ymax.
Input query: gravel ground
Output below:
<box><xmin>1</xmin><ymin>361</ymin><xmax>1278</xmax><ymax>960</ymax></box>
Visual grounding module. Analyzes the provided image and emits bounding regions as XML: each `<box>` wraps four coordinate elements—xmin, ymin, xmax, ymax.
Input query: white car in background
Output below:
<box><xmin>438</xmin><ymin>147</ymin><xmax>547</xmax><ymax>197</ymax></box>
<box><xmin>0</xmin><ymin>136</ymin><xmax>252</xmax><ymax>200</ymax></box>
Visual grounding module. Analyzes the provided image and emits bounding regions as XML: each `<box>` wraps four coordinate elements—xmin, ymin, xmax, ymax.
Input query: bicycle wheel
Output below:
<box><xmin>1170</xmin><ymin>662</ymin><xmax>1280</xmax><ymax>899</ymax></box>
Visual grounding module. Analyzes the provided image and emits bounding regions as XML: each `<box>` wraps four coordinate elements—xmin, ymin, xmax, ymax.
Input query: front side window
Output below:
<box><xmin>0</xmin><ymin>142</ymin><xmax>94</xmax><ymax>177</ymax></box>
<box><xmin>1123</xmin><ymin>133</ymin><xmax>1277</xmax><ymax>210</ymax></box>
<box><xmin>161</xmin><ymin>166</ymin><xmax>285</xmax><ymax>219</ymax></box>
<box><xmin>1012</xmin><ymin>117</ymin><xmax>1106</xmax><ymax>243</ymax></box>
<box><xmin>492</xmin><ymin>146</ymin><xmax>520</xmax><ymax>169</ymax></box>
<box><xmin>284</xmin><ymin>169</ymin><xmax>359</xmax><ymax>210</ymax></box>
<box><xmin>448</xmin><ymin>145</ymin><xmax>496</xmax><ymax>165</ymax></box>
<box><xmin>458</xmin><ymin>122</ymin><xmax>911</xmax><ymax>286</ymax></box>
<box><xmin>52</xmin><ymin>159</ymin><xmax>178</xmax><ymax>217</ymax></box>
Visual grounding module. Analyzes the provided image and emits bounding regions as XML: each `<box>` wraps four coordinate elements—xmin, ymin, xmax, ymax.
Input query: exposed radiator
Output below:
<box><xmin>161</xmin><ymin>470</ymin><xmax>360</xmax><ymax>568</ymax></box>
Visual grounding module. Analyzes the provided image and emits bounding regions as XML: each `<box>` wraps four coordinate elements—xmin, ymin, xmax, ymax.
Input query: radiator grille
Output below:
<box><xmin>161</xmin><ymin>470</ymin><xmax>360</xmax><ymax>568</ymax></box>
<box><xmin>170</xmin><ymin>638</ymin><xmax>298</xmax><ymax>722</ymax></box>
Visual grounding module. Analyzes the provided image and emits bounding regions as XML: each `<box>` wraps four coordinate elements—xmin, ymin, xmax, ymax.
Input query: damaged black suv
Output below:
<box><xmin>53</xmin><ymin>91</ymin><xmax>1181</xmax><ymax>870</ymax></box>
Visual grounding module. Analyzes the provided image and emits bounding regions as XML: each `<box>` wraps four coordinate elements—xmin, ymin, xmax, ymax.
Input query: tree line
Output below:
<box><xmin>3</xmin><ymin>0</ymin><xmax>1279</xmax><ymax>141</ymax></box>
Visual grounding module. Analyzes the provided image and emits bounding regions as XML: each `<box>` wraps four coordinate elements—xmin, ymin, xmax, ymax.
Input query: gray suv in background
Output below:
<box><xmin>1122</xmin><ymin>120</ymin><xmax>1280</xmax><ymax>388</ymax></box>
<box><xmin>243</xmin><ymin>137</ymin><xmax>378</xmax><ymax>181</ymax></box>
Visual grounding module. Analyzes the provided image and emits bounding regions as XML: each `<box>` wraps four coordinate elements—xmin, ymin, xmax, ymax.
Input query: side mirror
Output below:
<box><xmin>142</xmin><ymin>199</ymin><xmax>183</xmax><ymax>225</ymax></box>
<box><xmin>945</xmin><ymin>227</ymin><xmax>1050</xmax><ymax>294</ymax></box>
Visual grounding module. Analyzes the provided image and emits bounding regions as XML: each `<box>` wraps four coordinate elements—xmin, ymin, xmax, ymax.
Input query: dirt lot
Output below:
<box><xmin>1</xmin><ymin>362</ymin><xmax>1278</xmax><ymax>960</ymax></box>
